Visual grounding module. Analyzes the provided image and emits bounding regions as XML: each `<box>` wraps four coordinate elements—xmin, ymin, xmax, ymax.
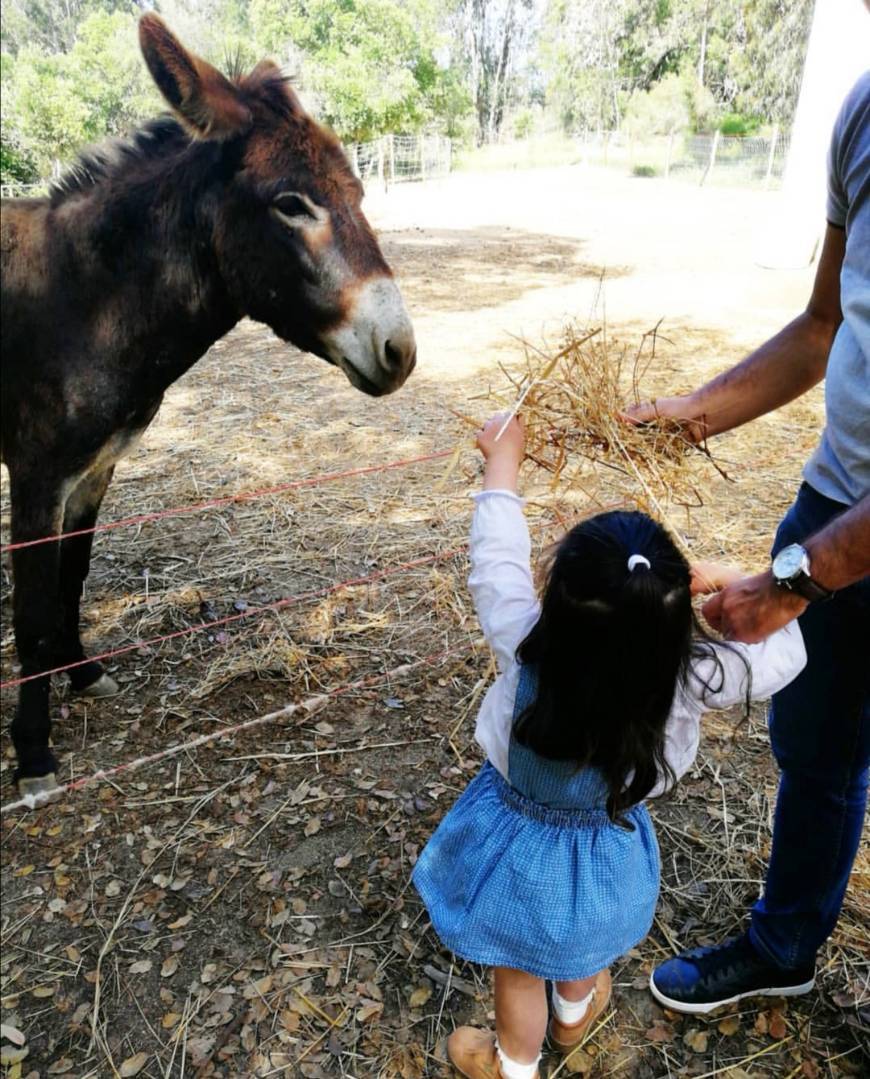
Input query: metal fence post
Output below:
<box><xmin>665</xmin><ymin>132</ymin><xmax>675</xmax><ymax>179</ymax></box>
<box><xmin>420</xmin><ymin>135</ymin><xmax>426</xmax><ymax>181</ymax></box>
<box><xmin>388</xmin><ymin>133</ymin><xmax>395</xmax><ymax>184</ymax></box>
<box><xmin>764</xmin><ymin>124</ymin><xmax>779</xmax><ymax>188</ymax></box>
<box><xmin>700</xmin><ymin>129</ymin><xmax>719</xmax><ymax>187</ymax></box>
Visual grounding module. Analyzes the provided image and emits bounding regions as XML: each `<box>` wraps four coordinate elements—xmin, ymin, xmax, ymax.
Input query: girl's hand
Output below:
<box><xmin>476</xmin><ymin>412</ymin><xmax>525</xmax><ymax>461</ymax></box>
<box><xmin>690</xmin><ymin>560</ymin><xmax>745</xmax><ymax>597</ymax></box>
<box><xmin>477</xmin><ymin>412</ymin><xmax>525</xmax><ymax>492</ymax></box>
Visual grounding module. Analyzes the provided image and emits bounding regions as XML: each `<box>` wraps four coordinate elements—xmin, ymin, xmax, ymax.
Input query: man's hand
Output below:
<box><xmin>622</xmin><ymin>395</ymin><xmax>708</xmax><ymax>445</ymax></box>
<box><xmin>477</xmin><ymin>412</ymin><xmax>525</xmax><ymax>492</ymax></box>
<box><xmin>701</xmin><ymin>570</ymin><xmax>808</xmax><ymax>643</ymax></box>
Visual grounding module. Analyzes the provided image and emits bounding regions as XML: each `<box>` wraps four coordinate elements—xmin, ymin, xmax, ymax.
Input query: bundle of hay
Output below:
<box><xmin>462</xmin><ymin>323</ymin><xmax>727</xmax><ymax>524</ymax></box>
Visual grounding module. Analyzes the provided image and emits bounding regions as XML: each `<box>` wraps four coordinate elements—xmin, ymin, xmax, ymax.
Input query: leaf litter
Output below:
<box><xmin>1</xmin><ymin>316</ymin><xmax>867</xmax><ymax>1077</ymax></box>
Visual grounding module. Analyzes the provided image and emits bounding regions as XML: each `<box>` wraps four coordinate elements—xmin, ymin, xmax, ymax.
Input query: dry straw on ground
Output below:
<box><xmin>1</xmin><ymin>319</ymin><xmax>867</xmax><ymax>1077</ymax></box>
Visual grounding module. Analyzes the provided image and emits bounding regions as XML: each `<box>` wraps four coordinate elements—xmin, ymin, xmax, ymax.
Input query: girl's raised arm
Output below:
<box><xmin>468</xmin><ymin>414</ymin><xmax>540</xmax><ymax>671</ymax></box>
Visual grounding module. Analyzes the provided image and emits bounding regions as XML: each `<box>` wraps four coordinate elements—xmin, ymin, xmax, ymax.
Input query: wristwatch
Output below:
<box><xmin>772</xmin><ymin>543</ymin><xmax>833</xmax><ymax>602</ymax></box>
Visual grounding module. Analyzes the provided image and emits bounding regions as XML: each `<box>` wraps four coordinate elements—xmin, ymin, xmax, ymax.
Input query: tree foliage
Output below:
<box><xmin>540</xmin><ymin>0</ymin><xmax>814</xmax><ymax>135</ymax></box>
<box><xmin>0</xmin><ymin>0</ymin><xmax>816</xmax><ymax>184</ymax></box>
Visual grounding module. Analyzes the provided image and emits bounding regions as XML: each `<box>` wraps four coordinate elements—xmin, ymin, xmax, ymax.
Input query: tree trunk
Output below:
<box><xmin>486</xmin><ymin>0</ymin><xmax>516</xmax><ymax>142</ymax></box>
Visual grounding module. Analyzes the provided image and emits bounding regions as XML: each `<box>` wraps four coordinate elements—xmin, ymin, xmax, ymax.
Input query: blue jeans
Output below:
<box><xmin>749</xmin><ymin>483</ymin><xmax>870</xmax><ymax>970</ymax></box>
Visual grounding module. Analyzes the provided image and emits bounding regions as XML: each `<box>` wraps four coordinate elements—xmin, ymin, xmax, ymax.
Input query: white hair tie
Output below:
<box><xmin>627</xmin><ymin>554</ymin><xmax>651</xmax><ymax>572</ymax></box>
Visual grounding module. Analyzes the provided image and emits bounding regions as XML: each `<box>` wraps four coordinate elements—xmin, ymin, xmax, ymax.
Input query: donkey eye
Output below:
<box><xmin>272</xmin><ymin>192</ymin><xmax>315</xmax><ymax>219</ymax></box>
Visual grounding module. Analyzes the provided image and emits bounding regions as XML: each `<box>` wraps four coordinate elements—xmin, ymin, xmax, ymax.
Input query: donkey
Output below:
<box><xmin>0</xmin><ymin>14</ymin><xmax>416</xmax><ymax>798</ymax></box>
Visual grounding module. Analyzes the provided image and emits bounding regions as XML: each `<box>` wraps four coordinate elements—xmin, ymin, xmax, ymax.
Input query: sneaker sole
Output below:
<box><xmin>648</xmin><ymin>972</ymin><xmax>815</xmax><ymax>1015</ymax></box>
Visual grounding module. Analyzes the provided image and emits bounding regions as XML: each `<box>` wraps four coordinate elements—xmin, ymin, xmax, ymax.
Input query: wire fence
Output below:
<box><xmin>576</xmin><ymin>128</ymin><xmax>791</xmax><ymax>187</ymax></box>
<box><xmin>1</xmin><ymin>134</ymin><xmax>452</xmax><ymax>201</ymax></box>
<box><xmin>0</xmin><ymin>182</ymin><xmax>48</xmax><ymax>199</ymax></box>
<box><xmin>347</xmin><ymin>133</ymin><xmax>452</xmax><ymax>188</ymax></box>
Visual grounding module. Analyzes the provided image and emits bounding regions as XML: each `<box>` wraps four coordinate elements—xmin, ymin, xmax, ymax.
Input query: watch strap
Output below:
<box><xmin>783</xmin><ymin>572</ymin><xmax>833</xmax><ymax>603</ymax></box>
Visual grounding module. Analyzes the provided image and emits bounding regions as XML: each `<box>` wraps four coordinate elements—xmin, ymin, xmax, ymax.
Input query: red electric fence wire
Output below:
<box><xmin>0</xmin><ymin>448</ymin><xmax>454</xmax><ymax>554</ymax></box>
<box><xmin>1</xmin><ymin>639</ymin><xmax>480</xmax><ymax>815</ymax></box>
<box><xmin>0</xmin><ymin>545</ymin><xmax>468</xmax><ymax>689</ymax></box>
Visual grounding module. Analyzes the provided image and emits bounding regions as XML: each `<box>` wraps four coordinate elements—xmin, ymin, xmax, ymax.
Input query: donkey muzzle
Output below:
<box><xmin>324</xmin><ymin>277</ymin><xmax>416</xmax><ymax>396</ymax></box>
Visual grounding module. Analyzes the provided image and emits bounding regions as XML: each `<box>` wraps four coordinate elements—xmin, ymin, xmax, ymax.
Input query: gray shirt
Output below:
<box><xmin>804</xmin><ymin>71</ymin><xmax>870</xmax><ymax>506</ymax></box>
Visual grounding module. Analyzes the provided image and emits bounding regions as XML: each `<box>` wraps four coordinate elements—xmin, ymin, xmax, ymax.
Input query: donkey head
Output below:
<box><xmin>139</xmin><ymin>15</ymin><xmax>415</xmax><ymax>396</ymax></box>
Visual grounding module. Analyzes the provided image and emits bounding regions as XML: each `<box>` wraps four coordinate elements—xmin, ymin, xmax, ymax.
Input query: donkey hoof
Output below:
<box><xmin>77</xmin><ymin>673</ymin><xmax>120</xmax><ymax>699</ymax></box>
<box><xmin>17</xmin><ymin>773</ymin><xmax>63</xmax><ymax>805</ymax></box>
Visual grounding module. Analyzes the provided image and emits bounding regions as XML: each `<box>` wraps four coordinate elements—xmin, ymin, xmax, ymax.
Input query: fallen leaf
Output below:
<box><xmin>333</xmin><ymin>853</ymin><xmax>352</xmax><ymax>869</ymax></box>
<box><xmin>644</xmin><ymin>1022</ymin><xmax>674</xmax><ymax>1043</ymax></box>
<box><xmin>119</xmin><ymin>1051</ymin><xmax>149</xmax><ymax>1076</ymax></box>
<box><xmin>769</xmin><ymin>1011</ymin><xmax>787</xmax><ymax>1039</ymax></box>
<box><xmin>0</xmin><ymin>1047</ymin><xmax>29</xmax><ymax>1067</ymax></box>
<box><xmin>304</xmin><ymin>816</ymin><xmax>321</xmax><ymax>837</ymax></box>
<box><xmin>186</xmin><ymin>1035</ymin><xmax>216</xmax><ymax>1067</ymax></box>
<box><xmin>162</xmin><ymin>1012</ymin><xmax>182</xmax><ymax>1029</ymax></box>
<box><xmin>129</xmin><ymin>960</ymin><xmax>152</xmax><ymax>975</ymax></box>
<box><xmin>356</xmin><ymin>999</ymin><xmax>384</xmax><ymax>1023</ymax></box>
<box><xmin>31</xmin><ymin>985</ymin><xmax>55</xmax><ymax>999</ymax></box>
<box><xmin>161</xmin><ymin>956</ymin><xmax>179</xmax><ymax>978</ymax></box>
<box><xmin>0</xmin><ymin>1025</ymin><xmax>25</xmax><ymax>1047</ymax></box>
<box><xmin>200</xmin><ymin>963</ymin><xmax>218</xmax><ymax>984</ymax></box>
<box><xmin>564</xmin><ymin>1047</ymin><xmax>593</xmax><ymax>1074</ymax></box>
<box><xmin>684</xmin><ymin>1028</ymin><xmax>708</xmax><ymax>1053</ymax></box>
<box><xmin>105</xmin><ymin>880</ymin><xmax>122</xmax><ymax>897</ymax></box>
<box><xmin>718</xmin><ymin>1015</ymin><xmax>740</xmax><ymax>1036</ymax></box>
<box><xmin>409</xmin><ymin>986</ymin><xmax>432</xmax><ymax>1008</ymax></box>
<box><xmin>168</xmin><ymin>913</ymin><xmax>192</xmax><ymax>930</ymax></box>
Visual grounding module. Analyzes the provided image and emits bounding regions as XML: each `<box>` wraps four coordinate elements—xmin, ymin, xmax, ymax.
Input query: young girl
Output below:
<box><xmin>412</xmin><ymin>414</ymin><xmax>806</xmax><ymax>1079</ymax></box>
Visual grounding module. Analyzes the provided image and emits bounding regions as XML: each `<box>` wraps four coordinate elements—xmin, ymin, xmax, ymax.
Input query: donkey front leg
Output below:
<box><xmin>58</xmin><ymin>467</ymin><xmax>118</xmax><ymax>697</ymax></box>
<box><xmin>8</xmin><ymin>476</ymin><xmax>67</xmax><ymax>793</ymax></box>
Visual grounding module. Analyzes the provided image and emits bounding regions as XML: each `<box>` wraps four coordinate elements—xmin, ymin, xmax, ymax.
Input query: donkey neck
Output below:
<box><xmin>55</xmin><ymin>149</ymin><xmax>242</xmax><ymax>391</ymax></box>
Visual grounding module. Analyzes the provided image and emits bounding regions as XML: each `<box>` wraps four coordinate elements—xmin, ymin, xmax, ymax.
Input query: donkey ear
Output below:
<box><xmin>139</xmin><ymin>14</ymin><xmax>251</xmax><ymax>140</ymax></box>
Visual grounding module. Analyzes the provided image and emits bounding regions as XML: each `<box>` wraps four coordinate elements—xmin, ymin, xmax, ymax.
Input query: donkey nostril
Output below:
<box><xmin>384</xmin><ymin>339</ymin><xmax>403</xmax><ymax>367</ymax></box>
<box><xmin>384</xmin><ymin>331</ymin><xmax>416</xmax><ymax>372</ymax></box>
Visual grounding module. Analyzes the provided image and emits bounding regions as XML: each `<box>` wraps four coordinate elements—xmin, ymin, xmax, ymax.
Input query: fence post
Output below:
<box><xmin>700</xmin><ymin>129</ymin><xmax>719</xmax><ymax>187</ymax></box>
<box><xmin>764</xmin><ymin>124</ymin><xmax>779</xmax><ymax>188</ymax></box>
<box><xmin>351</xmin><ymin>144</ymin><xmax>360</xmax><ymax>178</ymax></box>
<box><xmin>420</xmin><ymin>135</ymin><xmax>426</xmax><ymax>181</ymax></box>
<box><xmin>665</xmin><ymin>131</ymin><xmax>675</xmax><ymax>179</ymax></box>
<box><xmin>387</xmin><ymin>133</ymin><xmax>395</xmax><ymax>185</ymax></box>
<box><xmin>378</xmin><ymin>137</ymin><xmax>385</xmax><ymax>191</ymax></box>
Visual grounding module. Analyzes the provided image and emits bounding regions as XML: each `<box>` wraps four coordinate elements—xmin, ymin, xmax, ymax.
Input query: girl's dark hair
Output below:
<box><xmin>514</xmin><ymin>509</ymin><xmax>744</xmax><ymax>822</ymax></box>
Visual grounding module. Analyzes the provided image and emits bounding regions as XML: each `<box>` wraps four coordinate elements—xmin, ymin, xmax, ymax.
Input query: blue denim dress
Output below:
<box><xmin>413</xmin><ymin>665</ymin><xmax>661</xmax><ymax>979</ymax></box>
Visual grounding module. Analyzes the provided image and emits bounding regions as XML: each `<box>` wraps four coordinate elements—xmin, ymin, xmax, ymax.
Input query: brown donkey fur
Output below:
<box><xmin>0</xmin><ymin>15</ymin><xmax>416</xmax><ymax>795</ymax></box>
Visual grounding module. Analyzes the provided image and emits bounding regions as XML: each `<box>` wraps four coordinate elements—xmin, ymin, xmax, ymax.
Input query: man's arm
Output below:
<box><xmin>625</xmin><ymin>224</ymin><xmax>845</xmax><ymax>441</ymax></box>
<box><xmin>702</xmin><ymin>494</ymin><xmax>870</xmax><ymax>643</ymax></box>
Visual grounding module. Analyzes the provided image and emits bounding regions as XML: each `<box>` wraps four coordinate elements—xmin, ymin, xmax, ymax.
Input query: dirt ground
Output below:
<box><xmin>1</xmin><ymin>165</ymin><xmax>867</xmax><ymax>1078</ymax></box>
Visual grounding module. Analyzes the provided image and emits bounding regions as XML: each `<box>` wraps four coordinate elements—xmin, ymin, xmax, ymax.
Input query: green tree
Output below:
<box><xmin>623</xmin><ymin>72</ymin><xmax>690</xmax><ymax>140</ymax></box>
<box><xmin>250</xmin><ymin>0</ymin><xmax>455</xmax><ymax>141</ymax></box>
<box><xmin>3</xmin><ymin>9</ymin><xmax>157</xmax><ymax>178</ymax></box>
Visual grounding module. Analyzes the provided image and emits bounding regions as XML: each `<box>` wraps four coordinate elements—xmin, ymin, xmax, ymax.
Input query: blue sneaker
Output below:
<box><xmin>650</xmin><ymin>934</ymin><xmax>815</xmax><ymax>1015</ymax></box>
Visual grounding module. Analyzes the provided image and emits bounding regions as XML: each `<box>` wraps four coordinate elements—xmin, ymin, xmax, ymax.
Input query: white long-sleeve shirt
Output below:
<box><xmin>468</xmin><ymin>490</ymin><xmax>807</xmax><ymax>796</ymax></box>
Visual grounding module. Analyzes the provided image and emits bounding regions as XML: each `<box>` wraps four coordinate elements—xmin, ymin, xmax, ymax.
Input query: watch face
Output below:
<box><xmin>773</xmin><ymin>544</ymin><xmax>806</xmax><ymax>580</ymax></box>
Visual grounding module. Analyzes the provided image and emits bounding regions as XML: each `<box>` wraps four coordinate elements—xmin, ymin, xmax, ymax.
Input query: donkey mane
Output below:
<box><xmin>50</xmin><ymin>116</ymin><xmax>187</xmax><ymax>206</ymax></box>
<box><xmin>50</xmin><ymin>67</ymin><xmax>298</xmax><ymax>209</ymax></box>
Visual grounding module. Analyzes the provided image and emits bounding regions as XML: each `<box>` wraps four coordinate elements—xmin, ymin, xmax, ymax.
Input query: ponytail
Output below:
<box><xmin>515</xmin><ymin>510</ymin><xmax>691</xmax><ymax>822</ymax></box>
